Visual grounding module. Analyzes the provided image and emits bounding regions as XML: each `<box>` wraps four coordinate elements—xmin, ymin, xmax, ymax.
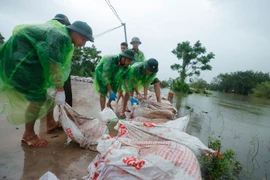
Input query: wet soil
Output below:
<box><xmin>0</xmin><ymin>81</ymin><xmax>103</xmax><ymax>180</ymax></box>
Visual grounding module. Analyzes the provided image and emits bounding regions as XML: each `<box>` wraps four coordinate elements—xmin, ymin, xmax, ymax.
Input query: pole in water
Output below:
<box><xmin>122</xmin><ymin>23</ymin><xmax>127</xmax><ymax>44</ymax></box>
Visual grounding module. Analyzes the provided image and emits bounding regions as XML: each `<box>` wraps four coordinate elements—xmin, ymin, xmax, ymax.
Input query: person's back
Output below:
<box><xmin>0</xmin><ymin>23</ymin><xmax>73</xmax><ymax>97</ymax></box>
<box><xmin>130</xmin><ymin>61</ymin><xmax>157</xmax><ymax>91</ymax></box>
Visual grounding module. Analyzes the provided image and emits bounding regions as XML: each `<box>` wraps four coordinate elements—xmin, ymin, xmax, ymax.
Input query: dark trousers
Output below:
<box><xmin>64</xmin><ymin>75</ymin><xmax>72</xmax><ymax>106</ymax></box>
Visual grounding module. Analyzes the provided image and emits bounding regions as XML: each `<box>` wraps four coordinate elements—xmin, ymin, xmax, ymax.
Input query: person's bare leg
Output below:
<box><xmin>100</xmin><ymin>95</ymin><xmax>106</xmax><ymax>111</ymax></box>
<box><xmin>23</xmin><ymin>102</ymin><xmax>43</xmax><ymax>138</ymax></box>
<box><xmin>154</xmin><ymin>82</ymin><xmax>161</xmax><ymax>103</ymax></box>
<box><xmin>106</xmin><ymin>99</ymin><xmax>113</xmax><ymax>110</ymax></box>
<box><xmin>23</xmin><ymin>102</ymin><xmax>48</xmax><ymax>147</ymax></box>
<box><xmin>46</xmin><ymin>110</ymin><xmax>60</xmax><ymax>131</ymax></box>
<box><xmin>116</xmin><ymin>91</ymin><xmax>122</xmax><ymax>104</ymax></box>
<box><xmin>122</xmin><ymin>92</ymin><xmax>130</xmax><ymax>113</ymax></box>
<box><xmin>23</xmin><ymin>120</ymin><xmax>36</xmax><ymax>138</ymax></box>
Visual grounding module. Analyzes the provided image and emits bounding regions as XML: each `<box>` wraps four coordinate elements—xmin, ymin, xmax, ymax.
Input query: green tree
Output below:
<box><xmin>170</xmin><ymin>41</ymin><xmax>215</xmax><ymax>83</ymax></box>
<box><xmin>71</xmin><ymin>45</ymin><xmax>102</xmax><ymax>77</ymax></box>
<box><xmin>190</xmin><ymin>78</ymin><xmax>207</xmax><ymax>89</ymax></box>
<box><xmin>171</xmin><ymin>77</ymin><xmax>192</xmax><ymax>93</ymax></box>
<box><xmin>252</xmin><ymin>81</ymin><xmax>270</xmax><ymax>98</ymax></box>
<box><xmin>209</xmin><ymin>71</ymin><xmax>270</xmax><ymax>95</ymax></box>
<box><xmin>0</xmin><ymin>32</ymin><xmax>5</xmax><ymax>45</ymax></box>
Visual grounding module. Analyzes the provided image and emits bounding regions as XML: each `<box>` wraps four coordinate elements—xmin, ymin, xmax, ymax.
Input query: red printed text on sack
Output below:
<box><xmin>143</xmin><ymin>122</ymin><xmax>155</xmax><ymax>128</ymax></box>
<box><xmin>122</xmin><ymin>156</ymin><xmax>145</xmax><ymax>170</ymax></box>
<box><xmin>118</xmin><ymin>123</ymin><xmax>127</xmax><ymax>137</ymax></box>
<box><xmin>66</xmin><ymin>128</ymin><xmax>75</xmax><ymax>140</ymax></box>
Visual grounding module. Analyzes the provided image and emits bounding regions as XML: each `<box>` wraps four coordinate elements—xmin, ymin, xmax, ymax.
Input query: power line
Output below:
<box><xmin>93</xmin><ymin>24</ymin><xmax>123</xmax><ymax>38</ymax></box>
<box><xmin>105</xmin><ymin>0</ymin><xmax>123</xmax><ymax>24</ymax></box>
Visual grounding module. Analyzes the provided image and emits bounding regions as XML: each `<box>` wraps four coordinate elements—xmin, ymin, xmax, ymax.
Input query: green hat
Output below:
<box><xmin>120</xmin><ymin>49</ymin><xmax>135</xmax><ymax>60</ymax></box>
<box><xmin>52</xmin><ymin>14</ymin><xmax>71</xmax><ymax>26</ymax></box>
<box><xmin>145</xmin><ymin>58</ymin><xmax>159</xmax><ymax>73</ymax></box>
<box><xmin>130</xmin><ymin>37</ymin><xmax>141</xmax><ymax>44</ymax></box>
<box><xmin>67</xmin><ymin>21</ymin><xmax>94</xmax><ymax>42</ymax></box>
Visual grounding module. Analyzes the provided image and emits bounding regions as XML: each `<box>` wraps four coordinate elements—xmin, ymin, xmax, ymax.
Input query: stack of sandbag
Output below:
<box><xmin>71</xmin><ymin>75</ymin><xmax>94</xmax><ymax>83</ymax></box>
<box><xmin>115</xmin><ymin>117</ymin><xmax>213</xmax><ymax>156</ymax></box>
<box><xmin>83</xmin><ymin>116</ymin><xmax>214</xmax><ymax>180</ymax></box>
<box><xmin>126</xmin><ymin>100</ymin><xmax>177</xmax><ymax>122</ymax></box>
<box><xmin>83</xmin><ymin>138</ymin><xmax>202</xmax><ymax>180</ymax></box>
<box><xmin>54</xmin><ymin>104</ymin><xmax>107</xmax><ymax>148</ymax></box>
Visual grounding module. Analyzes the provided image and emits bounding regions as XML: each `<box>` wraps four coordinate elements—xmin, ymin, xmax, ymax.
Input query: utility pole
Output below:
<box><xmin>122</xmin><ymin>23</ymin><xmax>127</xmax><ymax>44</ymax></box>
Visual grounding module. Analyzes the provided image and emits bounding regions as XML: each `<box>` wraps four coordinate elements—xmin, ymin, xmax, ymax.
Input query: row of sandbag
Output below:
<box><xmin>71</xmin><ymin>75</ymin><xmax>94</xmax><ymax>83</ymax></box>
<box><xmin>83</xmin><ymin>100</ymin><xmax>213</xmax><ymax>179</ymax></box>
<box><xmin>82</xmin><ymin>117</ymin><xmax>214</xmax><ymax>180</ymax></box>
<box><xmin>53</xmin><ymin>99</ymin><xmax>178</xmax><ymax>148</ymax></box>
<box><xmin>55</xmin><ymin>101</ymin><xmax>213</xmax><ymax>179</ymax></box>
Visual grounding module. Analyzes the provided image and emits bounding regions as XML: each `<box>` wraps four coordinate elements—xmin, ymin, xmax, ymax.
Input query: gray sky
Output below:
<box><xmin>0</xmin><ymin>0</ymin><xmax>269</xmax><ymax>83</ymax></box>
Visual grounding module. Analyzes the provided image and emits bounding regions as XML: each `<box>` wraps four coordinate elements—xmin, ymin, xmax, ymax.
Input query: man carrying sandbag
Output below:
<box><xmin>0</xmin><ymin>20</ymin><xmax>94</xmax><ymax>147</ymax></box>
<box><xmin>94</xmin><ymin>49</ymin><xmax>135</xmax><ymax>113</ymax></box>
<box><xmin>120</xmin><ymin>58</ymin><xmax>160</xmax><ymax>118</ymax></box>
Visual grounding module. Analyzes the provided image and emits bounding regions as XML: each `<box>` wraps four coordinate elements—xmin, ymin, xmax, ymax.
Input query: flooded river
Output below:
<box><xmin>161</xmin><ymin>88</ymin><xmax>270</xmax><ymax>179</ymax></box>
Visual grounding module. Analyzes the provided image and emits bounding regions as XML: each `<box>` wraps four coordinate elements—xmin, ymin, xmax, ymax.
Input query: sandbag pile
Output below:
<box><xmin>71</xmin><ymin>75</ymin><xmax>94</xmax><ymax>83</ymax></box>
<box><xmin>54</xmin><ymin>92</ymin><xmax>214</xmax><ymax>179</ymax></box>
<box><xmin>83</xmin><ymin>117</ymin><xmax>214</xmax><ymax>180</ymax></box>
<box><xmin>54</xmin><ymin>104</ymin><xmax>107</xmax><ymax>148</ymax></box>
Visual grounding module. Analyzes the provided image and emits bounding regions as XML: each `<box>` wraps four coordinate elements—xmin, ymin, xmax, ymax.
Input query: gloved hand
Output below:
<box><xmin>109</xmin><ymin>91</ymin><xmax>117</xmax><ymax>101</ymax></box>
<box><xmin>130</xmin><ymin>97</ymin><xmax>139</xmax><ymax>105</ymax></box>
<box><xmin>55</xmin><ymin>91</ymin><xmax>65</xmax><ymax>105</ymax></box>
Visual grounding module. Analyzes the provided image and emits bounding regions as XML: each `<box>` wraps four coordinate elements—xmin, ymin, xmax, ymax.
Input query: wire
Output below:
<box><xmin>93</xmin><ymin>24</ymin><xmax>123</xmax><ymax>38</ymax></box>
<box><xmin>105</xmin><ymin>0</ymin><xmax>123</xmax><ymax>23</ymax></box>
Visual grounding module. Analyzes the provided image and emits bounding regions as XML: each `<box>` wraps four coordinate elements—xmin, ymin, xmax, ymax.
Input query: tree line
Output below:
<box><xmin>209</xmin><ymin>71</ymin><xmax>270</xmax><ymax>96</ymax></box>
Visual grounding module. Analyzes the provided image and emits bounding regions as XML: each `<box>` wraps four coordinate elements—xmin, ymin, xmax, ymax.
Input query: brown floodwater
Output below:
<box><xmin>161</xmin><ymin>88</ymin><xmax>270</xmax><ymax>180</ymax></box>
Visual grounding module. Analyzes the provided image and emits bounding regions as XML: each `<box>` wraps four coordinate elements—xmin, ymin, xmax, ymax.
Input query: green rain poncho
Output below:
<box><xmin>0</xmin><ymin>21</ymin><xmax>74</xmax><ymax>125</ymax></box>
<box><xmin>131</xmin><ymin>49</ymin><xmax>145</xmax><ymax>65</ymax></box>
<box><xmin>94</xmin><ymin>55</ymin><xmax>131</xmax><ymax>95</ymax></box>
<box><xmin>128</xmin><ymin>62</ymin><xmax>157</xmax><ymax>91</ymax></box>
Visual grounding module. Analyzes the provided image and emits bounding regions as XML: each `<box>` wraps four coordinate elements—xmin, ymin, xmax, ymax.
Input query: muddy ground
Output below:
<box><xmin>0</xmin><ymin>81</ymin><xmax>107</xmax><ymax>180</ymax></box>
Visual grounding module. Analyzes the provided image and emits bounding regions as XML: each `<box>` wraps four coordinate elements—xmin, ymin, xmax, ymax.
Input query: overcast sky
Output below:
<box><xmin>0</xmin><ymin>0</ymin><xmax>269</xmax><ymax>83</ymax></box>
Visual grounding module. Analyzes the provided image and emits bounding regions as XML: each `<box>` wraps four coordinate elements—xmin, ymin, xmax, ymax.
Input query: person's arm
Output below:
<box><xmin>102</xmin><ymin>58</ymin><xmax>113</xmax><ymax>88</ymax></box>
<box><xmin>140</xmin><ymin>51</ymin><xmax>146</xmax><ymax>62</ymax></box>
<box><xmin>101</xmin><ymin>57</ymin><xmax>115</xmax><ymax>98</ymax></box>
<box><xmin>106</xmin><ymin>84</ymin><xmax>113</xmax><ymax>92</ymax></box>
<box><xmin>133</xmin><ymin>88</ymin><xmax>141</xmax><ymax>98</ymax></box>
<box><xmin>49</xmin><ymin>61</ymin><xmax>64</xmax><ymax>87</ymax></box>
<box><xmin>36</xmin><ymin>27</ymin><xmax>73</xmax><ymax>88</ymax></box>
<box><xmin>144</xmin><ymin>86</ymin><xmax>148</xmax><ymax>99</ymax></box>
<box><xmin>122</xmin><ymin>92</ymin><xmax>131</xmax><ymax>113</ymax></box>
<box><xmin>154</xmin><ymin>82</ymin><xmax>161</xmax><ymax>103</ymax></box>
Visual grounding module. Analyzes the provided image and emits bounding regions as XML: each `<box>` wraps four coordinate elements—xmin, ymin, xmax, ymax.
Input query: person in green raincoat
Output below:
<box><xmin>116</xmin><ymin>42</ymin><xmax>129</xmax><ymax>104</ymax></box>
<box><xmin>94</xmin><ymin>49</ymin><xmax>135</xmax><ymax>113</ymax></box>
<box><xmin>130</xmin><ymin>37</ymin><xmax>161</xmax><ymax>104</ymax></box>
<box><xmin>130</xmin><ymin>37</ymin><xmax>145</xmax><ymax>64</ymax></box>
<box><xmin>120</xmin><ymin>58</ymin><xmax>160</xmax><ymax>118</ymax></box>
<box><xmin>0</xmin><ymin>20</ymin><xmax>94</xmax><ymax>147</ymax></box>
<box><xmin>116</xmin><ymin>37</ymin><xmax>145</xmax><ymax>104</ymax></box>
